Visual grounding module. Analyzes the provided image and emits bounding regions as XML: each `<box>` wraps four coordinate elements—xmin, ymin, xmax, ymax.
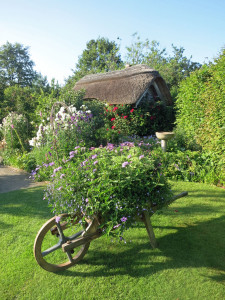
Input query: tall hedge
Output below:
<box><xmin>176</xmin><ymin>48</ymin><xmax>225</xmax><ymax>156</ymax></box>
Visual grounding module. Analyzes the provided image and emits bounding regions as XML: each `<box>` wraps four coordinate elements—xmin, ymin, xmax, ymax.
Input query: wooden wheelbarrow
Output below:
<box><xmin>34</xmin><ymin>191</ymin><xmax>188</xmax><ymax>272</ymax></box>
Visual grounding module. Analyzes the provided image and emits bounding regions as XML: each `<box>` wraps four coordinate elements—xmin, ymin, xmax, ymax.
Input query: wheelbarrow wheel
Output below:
<box><xmin>34</xmin><ymin>214</ymin><xmax>90</xmax><ymax>272</ymax></box>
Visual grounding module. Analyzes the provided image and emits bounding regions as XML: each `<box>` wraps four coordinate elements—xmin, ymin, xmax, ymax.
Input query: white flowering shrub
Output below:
<box><xmin>29</xmin><ymin>104</ymin><xmax>96</xmax><ymax>165</ymax></box>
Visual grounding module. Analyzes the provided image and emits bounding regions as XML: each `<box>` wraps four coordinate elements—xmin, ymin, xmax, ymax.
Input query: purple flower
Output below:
<box><xmin>113</xmin><ymin>224</ymin><xmax>121</xmax><ymax>229</ymax></box>
<box><xmin>49</xmin><ymin>162</ymin><xmax>55</xmax><ymax>166</ymax></box>
<box><xmin>121</xmin><ymin>217</ymin><xmax>127</xmax><ymax>222</ymax></box>
<box><xmin>93</xmin><ymin>160</ymin><xmax>98</xmax><ymax>165</ymax></box>
<box><xmin>55</xmin><ymin>216</ymin><xmax>61</xmax><ymax>223</ymax></box>
<box><xmin>53</xmin><ymin>166</ymin><xmax>62</xmax><ymax>173</ymax></box>
<box><xmin>43</xmin><ymin>163</ymin><xmax>49</xmax><ymax>168</ymax></box>
<box><xmin>85</xmin><ymin>198</ymin><xmax>89</xmax><ymax>203</ymax></box>
<box><xmin>139</xmin><ymin>155</ymin><xmax>144</xmax><ymax>159</ymax></box>
<box><xmin>93</xmin><ymin>168</ymin><xmax>97</xmax><ymax>173</ymax></box>
<box><xmin>60</xmin><ymin>174</ymin><xmax>65</xmax><ymax>179</ymax></box>
<box><xmin>49</xmin><ymin>151</ymin><xmax>52</xmax><ymax>156</ymax></box>
<box><xmin>122</xmin><ymin>161</ymin><xmax>129</xmax><ymax>168</ymax></box>
<box><xmin>57</xmin><ymin>186</ymin><xmax>63</xmax><ymax>191</ymax></box>
<box><xmin>91</xmin><ymin>154</ymin><xmax>98</xmax><ymax>159</ymax></box>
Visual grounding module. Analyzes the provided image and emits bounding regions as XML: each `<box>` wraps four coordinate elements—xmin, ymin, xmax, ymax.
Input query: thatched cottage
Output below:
<box><xmin>74</xmin><ymin>64</ymin><xmax>173</xmax><ymax>107</ymax></box>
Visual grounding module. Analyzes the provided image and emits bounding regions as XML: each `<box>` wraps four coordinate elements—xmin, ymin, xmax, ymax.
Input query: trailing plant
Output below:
<box><xmin>34</xmin><ymin>142</ymin><xmax>173</xmax><ymax>238</ymax></box>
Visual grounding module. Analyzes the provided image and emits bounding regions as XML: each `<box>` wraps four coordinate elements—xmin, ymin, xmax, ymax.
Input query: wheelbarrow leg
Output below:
<box><xmin>142</xmin><ymin>211</ymin><xmax>157</xmax><ymax>249</ymax></box>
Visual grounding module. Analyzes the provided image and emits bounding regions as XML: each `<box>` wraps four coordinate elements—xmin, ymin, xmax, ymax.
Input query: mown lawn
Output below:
<box><xmin>0</xmin><ymin>181</ymin><xmax>225</xmax><ymax>300</ymax></box>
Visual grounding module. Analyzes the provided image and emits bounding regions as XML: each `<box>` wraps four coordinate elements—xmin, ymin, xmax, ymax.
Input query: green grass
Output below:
<box><xmin>0</xmin><ymin>181</ymin><xmax>225</xmax><ymax>299</ymax></box>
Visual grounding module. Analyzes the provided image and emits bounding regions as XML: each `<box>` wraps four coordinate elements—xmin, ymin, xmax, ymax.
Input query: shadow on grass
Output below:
<box><xmin>58</xmin><ymin>215</ymin><xmax>225</xmax><ymax>283</ymax></box>
<box><xmin>0</xmin><ymin>187</ymin><xmax>50</xmax><ymax>220</ymax></box>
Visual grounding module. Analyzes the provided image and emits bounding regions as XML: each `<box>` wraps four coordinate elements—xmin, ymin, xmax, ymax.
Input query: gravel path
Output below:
<box><xmin>0</xmin><ymin>163</ymin><xmax>46</xmax><ymax>194</ymax></box>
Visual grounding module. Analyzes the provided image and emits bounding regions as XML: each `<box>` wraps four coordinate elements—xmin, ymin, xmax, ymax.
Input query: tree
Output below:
<box><xmin>0</xmin><ymin>42</ymin><xmax>37</xmax><ymax>89</ymax></box>
<box><xmin>125</xmin><ymin>34</ymin><xmax>201</xmax><ymax>99</ymax></box>
<box><xmin>68</xmin><ymin>37</ymin><xmax>124</xmax><ymax>84</ymax></box>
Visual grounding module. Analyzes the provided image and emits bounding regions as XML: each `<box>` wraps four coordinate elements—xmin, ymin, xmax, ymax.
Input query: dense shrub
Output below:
<box><xmin>176</xmin><ymin>48</ymin><xmax>225</xmax><ymax>156</ymax></box>
<box><xmin>102</xmin><ymin>101</ymin><xmax>175</xmax><ymax>143</ymax></box>
<box><xmin>0</xmin><ymin>112</ymin><xmax>29</xmax><ymax>152</ymax></box>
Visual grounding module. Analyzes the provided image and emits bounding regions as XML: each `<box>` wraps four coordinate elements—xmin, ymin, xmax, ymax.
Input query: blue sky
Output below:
<box><xmin>1</xmin><ymin>0</ymin><xmax>224</xmax><ymax>85</ymax></box>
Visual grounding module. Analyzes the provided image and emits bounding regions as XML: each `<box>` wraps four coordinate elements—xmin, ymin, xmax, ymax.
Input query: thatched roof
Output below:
<box><xmin>74</xmin><ymin>64</ymin><xmax>173</xmax><ymax>106</ymax></box>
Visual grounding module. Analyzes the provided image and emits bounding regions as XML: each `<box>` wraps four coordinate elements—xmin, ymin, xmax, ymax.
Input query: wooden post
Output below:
<box><xmin>142</xmin><ymin>211</ymin><xmax>157</xmax><ymax>248</ymax></box>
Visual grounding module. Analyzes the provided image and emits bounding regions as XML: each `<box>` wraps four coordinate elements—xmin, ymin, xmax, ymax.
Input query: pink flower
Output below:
<box><xmin>55</xmin><ymin>216</ymin><xmax>61</xmax><ymax>223</ymax></box>
<box><xmin>122</xmin><ymin>161</ymin><xmax>129</xmax><ymax>168</ymax></box>
<box><xmin>112</xmin><ymin>126</ymin><xmax>116</xmax><ymax>129</ymax></box>
<box><xmin>113</xmin><ymin>107</ymin><xmax>118</xmax><ymax>111</ymax></box>
<box><xmin>113</xmin><ymin>224</ymin><xmax>121</xmax><ymax>229</ymax></box>
<box><xmin>130</xmin><ymin>109</ymin><xmax>134</xmax><ymax>113</ymax></box>
<box><xmin>11</xmin><ymin>124</ymin><xmax>14</xmax><ymax>128</ymax></box>
<box><xmin>111</xmin><ymin>118</ymin><xmax>115</xmax><ymax>121</ymax></box>
<box><xmin>139</xmin><ymin>155</ymin><xmax>144</xmax><ymax>159</ymax></box>
<box><xmin>124</xmin><ymin>116</ymin><xmax>128</xmax><ymax>119</ymax></box>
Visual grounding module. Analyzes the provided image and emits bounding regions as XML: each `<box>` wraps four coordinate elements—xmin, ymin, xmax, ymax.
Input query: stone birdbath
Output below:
<box><xmin>155</xmin><ymin>132</ymin><xmax>175</xmax><ymax>152</ymax></box>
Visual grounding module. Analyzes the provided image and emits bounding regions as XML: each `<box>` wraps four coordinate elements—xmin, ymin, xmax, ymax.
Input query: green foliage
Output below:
<box><xmin>0</xmin><ymin>150</ymin><xmax>37</xmax><ymax>172</ymax></box>
<box><xmin>160</xmin><ymin>149</ymin><xmax>225</xmax><ymax>185</ymax></box>
<box><xmin>40</xmin><ymin>143</ymin><xmax>173</xmax><ymax>238</ymax></box>
<box><xmin>176</xmin><ymin>48</ymin><xmax>225</xmax><ymax>159</ymax></box>
<box><xmin>155</xmin><ymin>134</ymin><xmax>225</xmax><ymax>186</ymax></box>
